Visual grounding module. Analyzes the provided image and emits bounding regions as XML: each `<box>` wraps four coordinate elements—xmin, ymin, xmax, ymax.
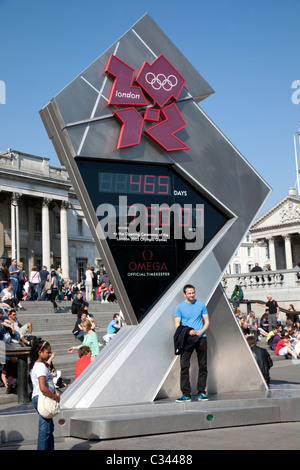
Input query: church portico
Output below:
<box><xmin>224</xmin><ymin>188</ymin><xmax>300</xmax><ymax>314</ymax></box>
<box><xmin>251</xmin><ymin>232</ymin><xmax>300</xmax><ymax>271</ymax></box>
<box><xmin>0</xmin><ymin>190</ymin><xmax>70</xmax><ymax>277</ymax></box>
<box><xmin>250</xmin><ymin>188</ymin><xmax>300</xmax><ymax>270</ymax></box>
<box><xmin>0</xmin><ymin>149</ymin><xmax>101</xmax><ymax>280</ymax></box>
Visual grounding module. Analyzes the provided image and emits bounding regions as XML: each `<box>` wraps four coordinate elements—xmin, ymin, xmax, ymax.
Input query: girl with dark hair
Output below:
<box><xmin>29</xmin><ymin>338</ymin><xmax>60</xmax><ymax>450</ymax></box>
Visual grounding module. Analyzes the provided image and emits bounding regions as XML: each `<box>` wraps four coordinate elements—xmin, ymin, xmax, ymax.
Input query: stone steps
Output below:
<box><xmin>0</xmin><ymin>300</ymin><xmax>120</xmax><ymax>406</ymax></box>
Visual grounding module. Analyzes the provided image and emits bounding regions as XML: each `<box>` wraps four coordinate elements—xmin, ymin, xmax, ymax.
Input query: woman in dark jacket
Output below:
<box><xmin>247</xmin><ymin>335</ymin><xmax>273</xmax><ymax>387</ymax></box>
<box><xmin>286</xmin><ymin>304</ymin><xmax>299</xmax><ymax>326</ymax></box>
<box><xmin>0</xmin><ymin>264</ymin><xmax>9</xmax><ymax>292</ymax></box>
<box><xmin>49</xmin><ymin>271</ymin><xmax>59</xmax><ymax>313</ymax></box>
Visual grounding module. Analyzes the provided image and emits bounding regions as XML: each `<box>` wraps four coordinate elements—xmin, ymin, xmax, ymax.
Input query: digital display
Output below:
<box><xmin>76</xmin><ymin>159</ymin><xmax>229</xmax><ymax>322</ymax></box>
<box><xmin>99</xmin><ymin>172</ymin><xmax>171</xmax><ymax>196</ymax></box>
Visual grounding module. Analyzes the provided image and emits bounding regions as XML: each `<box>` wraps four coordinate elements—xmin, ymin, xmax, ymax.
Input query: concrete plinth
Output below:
<box><xmin>1</xmin><ymin>385</ymin><xmax>300</xmax><ymax>445</ymax></box>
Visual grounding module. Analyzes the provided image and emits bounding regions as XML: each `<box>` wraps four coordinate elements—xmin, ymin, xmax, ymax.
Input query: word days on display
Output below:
<box><xmin>105</xmin><ymin>54</ymin><xmax>189</xmax><ymax>151</ymax></box>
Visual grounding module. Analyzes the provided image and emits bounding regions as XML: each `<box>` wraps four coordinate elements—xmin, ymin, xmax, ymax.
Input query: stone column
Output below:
<box><xmin>60</xmin><ymin>201</ymin><xmax>69</xmax><ymax>280</ymax></box>
<box><xmin>11</xmin><ymin>193</ymin><xmax>20</xmax><ymax>260</ymax></box>
<box><xmin>253</xmin><ymin>240</ymin><xmax>260</xmax><ymax>265</ymax></box>
<box><xmin>284</xmin><ymin>235</ymin><xmax>293</xmax><ymax>269</ymax></box>
<box><xmin>268</xmin><ymin>237</ymin><xmax>276</xmax><ymax>270</ymax></box>
<box><xmin>42</xmin><ymin>198</ymin><xmax>51</xmax><ymax>269</ymax></box>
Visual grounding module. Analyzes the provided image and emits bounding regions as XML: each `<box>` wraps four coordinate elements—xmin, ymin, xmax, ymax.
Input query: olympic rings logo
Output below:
<box><xmin>145</xmin><ymin>72</ymin><xmax>178</xmax><ymax>92</ymax></box>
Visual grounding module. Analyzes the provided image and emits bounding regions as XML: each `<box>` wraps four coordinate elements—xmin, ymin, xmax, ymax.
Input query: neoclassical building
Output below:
<box><xmin>227</xmin><ymin>188</ymin><xmax>300</xmax><ymax>274</ymax></box>
<box><xmin>2</xmin><ymin>148</ymin><xmax>299</xmax><ymax>281</ymax></box>
<box><xmin>0</xmin><ymin>149</ymin><xmax>101</xmax><ymax>280</ymax></box>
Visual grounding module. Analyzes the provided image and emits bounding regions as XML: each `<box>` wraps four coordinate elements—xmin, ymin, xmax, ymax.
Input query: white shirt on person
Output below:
<box><xmin>30</xmin><ymin>362</ymin><xmax>54</xmax><ymax>399</ymax></box>
<box><xmin>1</xmin><ymin>288</ymin><xmax>13</xmax><ymax>300</ymax></box>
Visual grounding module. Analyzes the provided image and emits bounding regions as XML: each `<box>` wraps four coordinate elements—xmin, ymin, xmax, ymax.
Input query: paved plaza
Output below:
<box><xmin>1</xmin><ymin>358</ymin><xmax>300</xmax><ymax>451</ymax></box>
<box><xmin>1</xmin><ymin>422</ymin><xmax>299</xmax><ymax>451</ymax></box>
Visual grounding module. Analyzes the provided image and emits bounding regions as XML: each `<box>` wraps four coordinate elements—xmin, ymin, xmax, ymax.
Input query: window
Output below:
<box><xmin>265</xmin><ymin>246</ymin><xmax>269</xmax><ymax>258</ymax></box>
<box><xmin>77</xmin><ymin>218</ymin><xmax>83</xmax><ymax>237</ymax></box>
<box><xmin>234</xmin><ymin>263</ymin><xmax>241</xmax><ymax>274</ymax></box>
<box><xmin>77</xmin><ymin>259</ymin><xmax>86</xmax><ymax>282</ymax></box>
<box><xmin>35</xmin><ymin>213</ymin><xmax>42</xmax><ymax>232</ymax></box>
<box><xmin>36</xmin><ymin>259</ymin><xmax>42</xmax><ymax>271</ymax></box>
<box><xmin>55</xmin><ymin>215</ymin><xmax>60</xmax><ymax>234</ymax></box>
<box><xmin>247</xmin><ymin>247</ymin><xmax>252</xmax><ymax>257</ymax></box>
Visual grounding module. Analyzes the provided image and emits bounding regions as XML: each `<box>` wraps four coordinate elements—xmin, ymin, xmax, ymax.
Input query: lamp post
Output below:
<box><xmin>295</xmin><ymin>124</ymin><xmax>300</xmax><ymax>196</ymax></box>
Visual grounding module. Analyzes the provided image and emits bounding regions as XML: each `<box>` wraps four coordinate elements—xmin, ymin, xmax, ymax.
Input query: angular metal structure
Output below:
<box><xmin>40</xmin><ymin>14</ymin><xmax>271</xmax><ymax>409</ymax></box>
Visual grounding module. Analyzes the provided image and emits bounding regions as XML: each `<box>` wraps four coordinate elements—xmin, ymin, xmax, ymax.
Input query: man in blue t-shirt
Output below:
<box><xmin>106</xmin><ymin>313</ymin><xmax>122</xmax><ymax>335</ymax></box>
<box><xmin>174</xmin><ymin>284</ymin><xmax>209</xmax><ymax>403</ymax></box>
<box><xmin>8</xmin><ymin>259</ymin><xmax>20</xmax><ymax>297</ymax></box>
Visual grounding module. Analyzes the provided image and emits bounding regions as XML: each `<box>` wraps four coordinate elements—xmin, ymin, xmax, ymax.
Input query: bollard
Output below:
<box><xmin>17</xmin><ymin>353</ymin><xmax>29</xmax><ymax>404</ymax></box>
<box><xmin>6</xmin><ymin>347</ymin><xmax>30</xmax><ymax>404</ymax></box>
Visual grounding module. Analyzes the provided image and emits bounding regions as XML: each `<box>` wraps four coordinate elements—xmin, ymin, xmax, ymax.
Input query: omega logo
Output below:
<box><xmin>128</xmin><ymin>250</ymin><xmax>168</xmax><ymax>274</ymax></box>
<box><xmin>142</xmin><ymin>250</ymin><xmax>153</xmax><ymax>261</ymax></box>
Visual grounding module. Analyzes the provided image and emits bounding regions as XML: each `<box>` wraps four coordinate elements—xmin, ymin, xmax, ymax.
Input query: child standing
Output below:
<box><xmin>29</xmin><ymin>339</ymin><xmax>60</xmax><ymax>450</ymax></box>
<box><xmin>75</xmin><ymin>346</ymin><xmax>92</xmax><ymax>379</ymax></box>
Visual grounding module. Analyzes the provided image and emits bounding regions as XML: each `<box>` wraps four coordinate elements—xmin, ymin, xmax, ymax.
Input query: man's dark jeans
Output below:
<box><xmin>180</xmin><ymin>336</ymin><xmax>207</xmax><ymax>397</ymax></box>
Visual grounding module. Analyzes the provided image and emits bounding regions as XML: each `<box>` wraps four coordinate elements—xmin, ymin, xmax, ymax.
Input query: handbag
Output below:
<box><xmin>38</xmin><ymin>392</ymin><xmax>60</xmax><ymax>419</ymax></box>
<box><xmin>45</xmin><ymin>280</ymin><xmax>52</xmax><ymax>294</ymax></box>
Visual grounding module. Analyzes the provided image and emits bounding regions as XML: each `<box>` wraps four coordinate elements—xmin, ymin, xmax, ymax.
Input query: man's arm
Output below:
<box><xmin>114</xmin><ymin>315</ymin><xmax>122</xmax><ymax>330</ymax></box>
<box><xmin>1</xmin><ymin>372</ymin><xmax>8</xmax><ymax>388</ymax></box>
<box><xmin>195</xmin><ymin>313</ymin><xmax>209</xmax><ymax>337</ymax></box>
<box><xmin>174</xmin><ymin>316</ymin><xmax>197</xmax><ymax>335</ymax></box>
<box><xmin>0</xmin><ymin>301</ymin><xmax>11</xmax><ymax>309</ymax></box>
<box><xmin>9</xmin><ymin>267</ymin><xmax>19</xmax><ymax>275</ymax></box>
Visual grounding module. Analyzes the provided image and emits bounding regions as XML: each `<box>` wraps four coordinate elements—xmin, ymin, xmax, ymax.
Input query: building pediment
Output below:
<box><xmin>250</xmin><ymin>195</ymin><xmax>300</xmax><ymax>233</ymax></box>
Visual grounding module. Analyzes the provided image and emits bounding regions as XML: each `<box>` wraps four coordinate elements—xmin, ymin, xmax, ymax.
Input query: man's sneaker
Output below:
<box><xmin>175</xmin><ymin>395</ymin><xmax>191</xmax><ymax>403</ymax></box>
<box><xmin>198</xmin><ymin>393</ymin><xmax>209</xmax><ymax>401</ymax></box>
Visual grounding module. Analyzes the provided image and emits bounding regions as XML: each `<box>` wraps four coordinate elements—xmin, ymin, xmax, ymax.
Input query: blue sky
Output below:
<box><xmin>0</xmin><ymin>0</ymin><xmax>299</xmax><ymax>215</ymax></box>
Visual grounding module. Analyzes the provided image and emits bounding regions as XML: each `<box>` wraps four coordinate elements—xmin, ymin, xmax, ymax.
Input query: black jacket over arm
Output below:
<box><xmin>174</xmin><ymin>325</ymin><xmax>199</xmax><ymax>355</ymax></box>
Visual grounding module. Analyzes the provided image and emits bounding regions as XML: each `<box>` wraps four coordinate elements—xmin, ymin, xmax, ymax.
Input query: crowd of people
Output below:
<box><xmin>2</xmin><ymin>257</ymin><xmax>300</xmax><ymax>449</ymax></box>
<box><xmin>231</xmin><ymin>287</ymin><xmax>300</xmax><ymax>386</ymax></box>
<box><xmin>0</xmin><ymin>259</ymin><xmax>124</xmax><ymax>408</ymax></box>
<box><xmin>0</xmin><ymin>260</ymin><xmax>118</xmax><ymax>311</ymax></box>
<box><xmin>25</xmin><ymin>305</ymin><xmax>123</xmax><ymax>450</ymax></box>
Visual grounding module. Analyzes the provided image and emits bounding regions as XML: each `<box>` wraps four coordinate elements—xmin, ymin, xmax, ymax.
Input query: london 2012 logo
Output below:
<box><xmin>105</xmin><ymin>54</ymin><xmax>189</xmax><ymax>151</ymax></box>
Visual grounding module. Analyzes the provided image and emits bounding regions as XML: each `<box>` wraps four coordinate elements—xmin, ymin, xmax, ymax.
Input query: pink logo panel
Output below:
<box><xmin>136</xmin><ymin>55</ymin><xmax>186</xmax><ymax>108</ymax></box>
<box><xmin>114</xmin><ymin>108</ymin><xmax>144</xmax><ymax>148</ymax></box>
<box><xmin>105</xmin><ymin>53</ymin><xmax>189</xmax><ymax>151</ymax></box>
<box><xmin>144</xmin><ymin>104</ymin><xmax>190</xmax><ymax>151</ymax></box>
<box><xmin>106</xmin><ymin>55</ymin><xmax>147</xmax><ymax>106</ymax></box>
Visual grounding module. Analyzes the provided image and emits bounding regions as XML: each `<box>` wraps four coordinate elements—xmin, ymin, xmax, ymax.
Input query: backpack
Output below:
<box><xmin>267</xmin><ymin>334</ymin><xmax>274</xmax><ymax>348</ymax></box>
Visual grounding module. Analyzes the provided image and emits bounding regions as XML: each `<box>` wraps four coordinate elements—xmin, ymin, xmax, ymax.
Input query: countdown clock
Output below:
<box><xmin>40</xmin><ymin>14</ymin><xmax>271</xmax><ymax>408</ymax></box>
<box><xmin>77</xmin><ymin>159</ymin><xmax>228</xmax><ymax>321</ymax></box>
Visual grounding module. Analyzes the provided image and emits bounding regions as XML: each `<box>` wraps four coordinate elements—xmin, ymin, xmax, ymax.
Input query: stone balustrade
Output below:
<box><xmin>222</xmin><ymin>269</ymin><xmax>300</xmax><ymax>316</ymax></box>
<box><xmin>223</xmin><ymin>269</ymin><xmax>300</xmax><ymax>291</ymax></box>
